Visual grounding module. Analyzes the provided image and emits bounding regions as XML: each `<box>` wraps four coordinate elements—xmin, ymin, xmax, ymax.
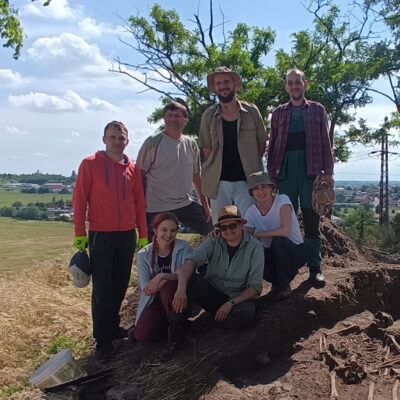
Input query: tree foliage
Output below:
<box><xmin>112</xmin><ymin>2</ymin><xmax>279</xmax><ymax>134</ymax></box>
<box><xmin>0</xmin><ymin>0</ymin><xmax>51</xmax><ymax>59</ymax></box>
<box><xmin>341</xmin><ymin>204</ymin><xmax>376</xmax><ymax>244</ymax></box>
<box><xmin>115</xmin><ymin>1</ymin><xmax>400</xmax><ymax>162</ymax></box>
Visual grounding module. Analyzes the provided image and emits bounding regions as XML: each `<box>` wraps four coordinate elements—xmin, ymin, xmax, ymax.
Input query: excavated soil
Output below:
<box><xmin>46</xmin><ymin>219</ymin><xmax>400</xmax><ymax>400</ymax></box>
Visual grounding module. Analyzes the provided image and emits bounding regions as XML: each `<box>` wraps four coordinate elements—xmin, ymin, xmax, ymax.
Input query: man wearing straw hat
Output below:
<box><xmin>158</xmin><ymin>205</ymin><xmax>264</xmax><ymax>361</ymax></box>
<box><xmin>199</xmin><ymin>67</ymin><xmax>267</xmax><ymax>223</ymax></box>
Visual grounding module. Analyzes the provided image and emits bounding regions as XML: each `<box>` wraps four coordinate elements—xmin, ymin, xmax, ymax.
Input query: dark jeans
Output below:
<box><xmin>263</xmin><ymin>237</ymin><xmax>306</xmax><ymax>287</ymax></box>
<box><xmin>147</xmin><ymin>201</ymin><xmax>213</xmax><ymax>240</ymax></box>
<box><xmin>89</xmin><ymin>229</ymin><xmax>136</xmax><ymax>346</ymax></box>
<box><xmin>169</xmin><ymin>275</ymin><xmax>256</xmax><ymax>342</ymax></box>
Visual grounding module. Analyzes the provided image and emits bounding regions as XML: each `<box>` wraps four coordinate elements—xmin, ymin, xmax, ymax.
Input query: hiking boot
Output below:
<box><xmin>95</xmin><ymin>342</ymin><xmax>116</xmax><ymax>361</ymax></box>
<box><xmin>276</xmin><ymin>285</ymin><xmax>292</xmax><ymax>300</ymax></box>
<box><xmin>112</xmin><ymin>326</ymin><xmax>128</xmax><ymax>340</ymax></box>
<box><xmin>308</xmin><ymin>271</ymin><xmax>326</xmax><ymax>288</ymax></box>
<box><xmin>158</xmin><ymin>341</ymin><xmax>185</xmax><ymax>362</ymax></box>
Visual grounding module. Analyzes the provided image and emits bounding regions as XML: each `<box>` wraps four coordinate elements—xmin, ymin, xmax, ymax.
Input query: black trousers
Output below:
<box><xmin>169</xmin><ymin>274</ymin><xmax>256</xmax><ymax>342</ymax></box>
<box><xmin>89</xmin><ymin>229</ymin><xmax>136</xmax><ymax>345</ymax></box>
<box><xmin>263</xmin><ymin>236</ymin><xmax>306</xmax><ymax>288</ymax></box>
<box><xmin>146</xmin><ymin>201</ymin><xmax>213</xmax><ymax>240</ymax></box>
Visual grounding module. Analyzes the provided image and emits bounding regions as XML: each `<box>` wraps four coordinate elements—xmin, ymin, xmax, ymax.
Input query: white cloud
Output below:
<box><xmin>78</xmin><ymin>17</ymin><xmax>122</xmax><ymax>38</ymax></box>
<box><xmin>70</xmin><ymin>131</ymin><xmax>80</xmax><ymax>137</ymax></box>
<box><xmin>89</xmin><ymin>98</ymin><xmax>118</xmax><ymax>112</ymax></box>
<box><xmin>0</xmin><ymin>69</ymin><xmax>24</xmax><ymax>85</ymax></box>
<box><xmin>27</xmin><ymin>33</ymin><xmax>109</xmax><ymax>74</ymax></box>
<box><xmin>35</xmin><ymin>152</ymin><xmax>49</xmax><ymax>157</ymax></box>
<box><xmin>4</xmin><ymin>127</ymin><xmax>28</xmax><ymax>135</ymax></box>
<box><xmin>21</xmin><ymin>0</ymin><xmax>82</xmax><ymax>20</ymax></box>
<box><xmin>8</xmin><ymin>90</ymin><xmax>118</xmax><ymax>113</ymax></box>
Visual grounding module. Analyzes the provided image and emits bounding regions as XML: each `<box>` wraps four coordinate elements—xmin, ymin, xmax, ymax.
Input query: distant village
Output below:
<box><xmin>1</xmin><ymin>181</ymin><xmax>75</xmax><ymax>222</ymax></box>
<box><xmin>1</xmin><ymin>179</ymin><xmax>400</xmax><ymax>225</ymax></box>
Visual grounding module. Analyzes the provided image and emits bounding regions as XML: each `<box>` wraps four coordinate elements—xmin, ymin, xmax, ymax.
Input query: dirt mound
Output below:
<box><xmin>46</xmin><ymin>221</ymin><xmax>400</xmax><ymax>400</ymax></box>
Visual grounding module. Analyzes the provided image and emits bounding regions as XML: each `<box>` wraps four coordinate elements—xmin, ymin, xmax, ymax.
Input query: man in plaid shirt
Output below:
<box><xmin>267</xmin><ymin>68</ymin><xmax>334</xmax><ymax>286</ymax></box>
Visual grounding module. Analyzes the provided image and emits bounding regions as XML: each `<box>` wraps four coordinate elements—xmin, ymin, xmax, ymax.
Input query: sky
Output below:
<box><xmin>0</xmin><ymin>0</ymin><xmax>399</xmax><ymax>181</ymax></box>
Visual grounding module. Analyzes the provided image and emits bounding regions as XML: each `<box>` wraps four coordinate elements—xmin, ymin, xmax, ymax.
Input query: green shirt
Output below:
<box><xmin>199</xmin><ymin>100</ymin><xmax>267</xmax><ymax>199</ymax></box>
<box><xmin>186</xmin><ymin>231</ymin><xmax>264</xmax><ymax>298</ymax></box>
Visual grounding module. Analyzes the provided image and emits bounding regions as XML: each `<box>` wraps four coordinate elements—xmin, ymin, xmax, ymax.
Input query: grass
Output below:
<box><xmin>0</xmin><ymin>229</ymin><xmax>200</xmax><ymax>399</ymax></box>
<box><xmin>0</xmin><ymin>218</ymin><xmax>74</xmax><ymax>272</ymax></box>
<box><xmin>0</xmin><ymin>257</ymin><xmax>93</xmax><ymax>399</ymax></box>
<box><xmin>0</xmin><ymin>187</ymin><xmax>72</xmax><ymax>208</ymax></box>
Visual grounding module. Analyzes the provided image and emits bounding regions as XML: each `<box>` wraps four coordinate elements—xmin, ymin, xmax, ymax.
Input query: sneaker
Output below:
<box><xmin>276</xmin><ymin>285</ymin><xmax>292</xmax><ymax>300</ymax></box>
<box><xmin>158</xmin><ymin>341</ymin><xmax>185</xmax><ymax>362</ymax></box>
<box><xmin>112</xmin><ymin>326</ymin><xmax>128</xmax><ymax>340</ymax></box>
<box><xmin>95</xmin><ymin>342</ymin><xmax>116</xmax><ymax>361</ymax></box>
<box><xmin>308</xmin><ymin>271</ymin><xmax>326</xmax><ymax>287</ymax></box>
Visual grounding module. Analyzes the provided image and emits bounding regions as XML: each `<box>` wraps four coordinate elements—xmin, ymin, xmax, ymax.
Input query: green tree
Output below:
<box><xmin>11</xmin><ymin>201</ymin><xmax>23</xmax><ymax>209</ymax></box>
<box><xmin>342</xmin><ymin>204</ymin><xmax>376</xmax><ymax>244</ymax></box>
<box><xmin>275</xmin><ymin>0</ymin><xmax>386</xmax><ymax>161</ymax></box>
<box><xmin>113</xmin><ymin>1</ymin><xmax>278</xmax><ymax>133</ymax></box>
<box><xmin>0</xmin><ymin>206</ymin><xmax>15</xmax><ymax>217</ymax></box>
<box><xmin>1</xmin><ymin>0</ymin><xmax>51</xmax><ymax>59</ymax></box>
<box><xmin>391</xmin><ymin>213</ymin><xmax>400</xmax><ymax>239</ymax></box>
<box><xmin>16</xmin><ymin>206</ymin><xmax>40</xmax><ymax>220</ymax></box>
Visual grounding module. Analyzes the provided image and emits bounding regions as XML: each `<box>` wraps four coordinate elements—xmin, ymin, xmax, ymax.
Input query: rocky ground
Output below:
<box><xmin>46</xmin><ymin>219</ymin><xmax>400</xmax><ymax>400</ymax></box>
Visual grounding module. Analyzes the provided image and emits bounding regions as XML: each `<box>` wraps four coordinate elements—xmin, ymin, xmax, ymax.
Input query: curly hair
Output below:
<box><xmin>150</xmin><ymin>212</ymin><xmax>179</xmax><ymax>277</ymax></box>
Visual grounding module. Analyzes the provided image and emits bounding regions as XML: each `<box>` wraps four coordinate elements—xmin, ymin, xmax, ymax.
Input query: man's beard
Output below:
<box><xmin>217</xmin><ymin>90</ymin><xmax>235</xmax><ymax>103</ymax></box>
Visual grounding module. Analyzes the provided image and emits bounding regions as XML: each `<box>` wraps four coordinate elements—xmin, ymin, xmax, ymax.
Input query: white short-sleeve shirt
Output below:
<box><xmin>244</xmin><ymin>194</ymin><xmax>303</xmax><ymax>248</ymax></box>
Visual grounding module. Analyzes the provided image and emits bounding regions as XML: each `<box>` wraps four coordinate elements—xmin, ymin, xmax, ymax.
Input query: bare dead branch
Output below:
<box><xmin>208</xmin><ymin>0</ymin><xmax>214</xmax><ymax>44</ymax></box>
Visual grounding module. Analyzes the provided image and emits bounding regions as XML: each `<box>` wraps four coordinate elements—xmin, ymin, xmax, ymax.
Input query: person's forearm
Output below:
<box><xmin>176</xmin><ymin>260</ymin><xmax>196</xmax><ymax>290</ymax></box>
<box><xmin>231</xmin><ymin>287</ymin><xmax>258</xmax><ymax>304</ymax></box>
<box><xmin>193</xmin><ymin>174</ymin><xmax>211</xmax><ymax>211</ymax></box>
<box><xmin>256</xmin><ymin>225</ymin><xmax>290</xmax><ymax>238</ymax></box>
<box><xmin>159</xmin><ymin>272</ymin><xmax>178</xmax><ymax>281</ymax></box>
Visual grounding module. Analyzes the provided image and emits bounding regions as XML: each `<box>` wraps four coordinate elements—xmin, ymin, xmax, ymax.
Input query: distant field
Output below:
<box><xmin>0</xmin><ymin>187</ymin><xmax>72</xmax><ymax>207</ymax></box>
<box><xmin>0</xmin><ymin>217</ymin><xmax>200</xmax><ymax>272</ymax></box>
<box><xmin>0</xmin><ymin>218</ymin><xmax>75</xmax><ymax>272</ymax></box>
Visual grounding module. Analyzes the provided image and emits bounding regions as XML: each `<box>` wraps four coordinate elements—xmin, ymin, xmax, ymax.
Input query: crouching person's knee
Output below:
<box><xmin>227</xmin><ymin>300</ymin><xmax>256</xmax><ymax>332</ymax></box>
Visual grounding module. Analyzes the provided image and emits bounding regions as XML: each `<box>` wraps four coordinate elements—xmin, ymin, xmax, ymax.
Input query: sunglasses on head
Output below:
<box><xmin>219</xmin><ymin>221</ymin><xmax>241</xmax><ymax>232</ymax></box>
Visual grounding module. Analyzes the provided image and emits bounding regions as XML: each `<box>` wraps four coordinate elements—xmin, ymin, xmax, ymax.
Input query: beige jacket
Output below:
<box><xmin>199</xmin><ymin>100</ymin><xmax>267</xmax><ymax>199</ymax></box>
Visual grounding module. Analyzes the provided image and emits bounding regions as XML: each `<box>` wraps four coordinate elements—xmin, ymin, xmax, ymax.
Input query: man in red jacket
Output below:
<box><xmin>73</xmin><ymin>121</ymin><xmax>148</xmax><ymax>361</ymax></box>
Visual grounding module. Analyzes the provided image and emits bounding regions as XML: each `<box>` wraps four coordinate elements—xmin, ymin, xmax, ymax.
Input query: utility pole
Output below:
<box><xmin>384</xmin><ymin>134</ymin><xmax>389</xmax><ymax>224</ymax></box>
<box><xmin>379</xmin><ymin>135</ymin><xmax>384</xmax><ymax>226</ymax></box>
<box><xmin>372</xmin><ymin>134</ymin><xmax>397</xmax><ymax>226</ymax></box>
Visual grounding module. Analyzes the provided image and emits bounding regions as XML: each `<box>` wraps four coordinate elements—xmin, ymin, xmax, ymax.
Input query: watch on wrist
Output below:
<box><xmin>229</xmin><ymin>299</ymin><xmax>236</xmax><ymax>306</ymax></box>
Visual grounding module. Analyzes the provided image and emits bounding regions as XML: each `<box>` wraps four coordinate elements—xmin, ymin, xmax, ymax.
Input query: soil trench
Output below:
<box><xmin>47</xmin><ymin>220</ymin><xmax>400</xmax><ymax>400</ymax></box>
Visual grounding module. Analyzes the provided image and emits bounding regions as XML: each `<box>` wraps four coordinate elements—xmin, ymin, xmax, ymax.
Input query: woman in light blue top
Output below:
<box><xmin>131</xmin><ymin>212</ymin><xmax>192</xmax><ymax>342</ymax></box>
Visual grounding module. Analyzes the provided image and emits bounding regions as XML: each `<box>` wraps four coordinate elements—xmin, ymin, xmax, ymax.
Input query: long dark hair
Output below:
<box><xmin>150</xmin><ymin>212</ymin><xmax>179</xmax><ymax>277</ymax></box>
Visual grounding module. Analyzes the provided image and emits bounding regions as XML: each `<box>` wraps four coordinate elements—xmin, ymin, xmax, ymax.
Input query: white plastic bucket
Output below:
<box><xmin>29</xmin><ymin>349</ymin><xmax>87</xmax><ymax>390</ymax></box>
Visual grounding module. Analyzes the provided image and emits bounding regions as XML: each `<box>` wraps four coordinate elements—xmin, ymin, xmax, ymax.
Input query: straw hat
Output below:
<box><xmin>207</xmin><ymin>66</ymin><xmax>242</xmax><ymax>91</ymax></box>
<box><xmin>247</xmin><ymin>171</ymin><xmax>276</xmax><ymax>196</ymax></box>
<box><xmin>214</xmin><ymin>205</ymin><xmax>247</xmax><ymax>228</ymax></box>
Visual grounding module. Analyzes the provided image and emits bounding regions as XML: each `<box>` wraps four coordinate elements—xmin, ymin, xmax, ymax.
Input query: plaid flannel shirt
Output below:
<box><xmin>267</xmin><ymin>99</ymin><xmax>334</xmax><ymax>179</ymax></box>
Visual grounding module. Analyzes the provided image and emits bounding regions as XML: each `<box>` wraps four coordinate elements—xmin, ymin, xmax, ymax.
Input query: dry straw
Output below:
<box><xmin>0</xmin><ymin>254</ymin><xmax>92</xmax><ymax>399</ymax></box>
